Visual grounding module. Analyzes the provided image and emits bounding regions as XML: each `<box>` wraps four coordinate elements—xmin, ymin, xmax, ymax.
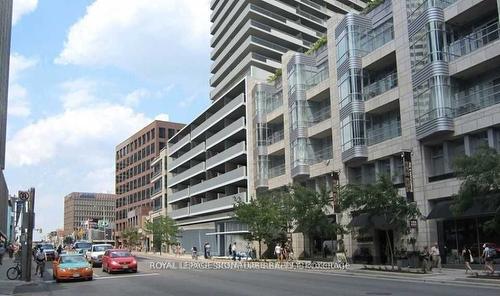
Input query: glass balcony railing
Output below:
<box><xmin>448</xmin><ymin>22</ymin><xmax>500</xmax><ymax>61</ymax></box>
<box><xmin>268</xmin><ymin>130</ymin><xmax>285</xmax><ymax>145</ymax></box>
<box><xmin>367</xmin><ymin>120</ymin><xmax>401</xmax><ymax>146</ymax></box>
<box><xmin>363</xmin><ymin>72</ymin><xmax>398</xmax><ymax>101</ymax></box>
<box><xmin>454</xmin><ymin>83</ymin><xmax>500</xmax><ymax>117</ymax></box>
<box><xmin>266</xmin><ymin>93</ymin><xmax>283</xmax><ymax>114</ymax></box>
<box><xmin>407</xmin><ymin>0</ymin><xmax>457</xmax><ymax>24</ymax></box>
<box><xmin>305</xmin><ymin>68</ymin><xmax>329</xmax><ymax>91</ymax></box>
<box><xmin>268</xmin><ymin>163</ymin><xmax>286</xmax><ymax>178</ymax></box>
<box><xmin>310</xmin><ymin>145</ymin><xmax>333</xmax><ymax>164</ymax></box>
<box><xmin>308</xmin><ymin>106</ymin><xmax>331</xmax><ymax>125</ymax></box>
<box><xmin>361</xmin><ymin>23</ymin><xmax>394</xmax><ymax>53</ymax></box>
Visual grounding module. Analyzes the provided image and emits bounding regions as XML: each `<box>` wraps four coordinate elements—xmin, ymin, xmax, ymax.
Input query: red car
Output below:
<box><xmin>102</xmin><ymin>249</ymin><xmax>137</xmax><ymax>273</ymax></box>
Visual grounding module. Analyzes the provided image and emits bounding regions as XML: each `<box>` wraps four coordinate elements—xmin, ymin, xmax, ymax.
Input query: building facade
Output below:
<box><xmin>249</xmin><ymin>0</ymin><xmax>500</xmax><ymax>263</ymax></box>
<box><xmin>166</xmin><ymin>0</ymin><xmax>365</xmax><ymax>256</ymax></box>
<box><xmin>63</xmin><ymin>192</ymin><xmax>116</xmax><ymax>236</ymax></box>
<box><xmin>114</xmin><ymin>120</ymin><xmax>184</xmax><ymax>241</ymax></box>
<box><xmin>0</xmin><ymin>0</ymin><xmax>12</xmax><ymax>242</ymax></box>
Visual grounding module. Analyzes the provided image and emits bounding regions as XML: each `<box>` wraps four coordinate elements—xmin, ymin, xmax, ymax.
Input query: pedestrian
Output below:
<box><xmin>231</xmin><ymin>242</ymin><xmax>237</xmax><ymax>261</ymax></box>
<box><xmin>0</xmin><ymin>242</ymin><xmax>5</xmax><ymax>265</ymax></box>
<box><xmin>274</xmin><ymin>244</ymin><xmax>282</xmax><ymax>262</ymax></box>
<box><xmin>191</xmin><ymin>246</ymin><xmax>198</xmax><ymax>260</ymax></box>
<box><xmin>462</xmin><ymin>245</ymin><xmax>474</xmax><ymax>274</ymax></box>
<box><xmin>57</xmin><ymin>245</ymin><xmax>63</xmax><ymax>255</ymax></box>
<box><xmin>228</xmin><ymin>244</ymin><xmax>232</xmax><ymax>257</ymax></box>
<box><xmin>323</xmin><ymin>245</ymin><xmax>329</xmax><ymax>258</ymax></box>
<box><xmin>205</xmin><ymin>242</ymin><xmax>211</xmax><ymax>259</ymax></box>
<box><xmin>203</xmin><ymin>242</ymin><xmax>208</xmax><ymax>259</ymax></box>
<box><xmin>35</xmin><ymin>247</ymin><xmax>46</xmax><ymax>277</ymax></box>
<box><xmin>430</xmin><ymin>242</ymin><xmax>442</xmax><ymax>272</ymax></box>
<box><xmin>421</xmin><ymin>246</ymin><xmax>431</xmax><ymax>273</ymax></box>
<box><xmin>482</xmin><ymin>244</ymin><xmax>495</xmax><ymax>275</ymax></box>
<box><xmin>7</xmin><ymin>242</ymin><xmax>14</xmax><ymax>258</ymax></box>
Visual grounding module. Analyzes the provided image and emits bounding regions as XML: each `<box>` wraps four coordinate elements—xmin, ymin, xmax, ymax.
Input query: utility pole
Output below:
<box><xmin>19</xmin><ymin>188</ymin><xmax>35</xmax><ymax>281</ymax></box>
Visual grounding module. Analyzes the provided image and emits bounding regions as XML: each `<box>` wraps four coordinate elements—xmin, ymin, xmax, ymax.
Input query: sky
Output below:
<box><xmin>5</xmin><ymin>0</ymin><xmax>212</xmax><ymax>239</ymax></box>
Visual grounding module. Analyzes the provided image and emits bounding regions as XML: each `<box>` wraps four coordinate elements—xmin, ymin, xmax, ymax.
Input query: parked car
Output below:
<box><xmin>53</xmin><ymin>254</ymin><xmax>93</xmax><ymax>282</ymax></box>
<box><xmin>85</xmin><ymin>244</ymin><xmax>113</xmax><ymax>267</ymax></box>
<box><xmin>102</xmin><ymin>249</ymin><xmax>137</xmax><ymax>273</ymax></box>
<box><xmin>73</xmin><ymin>241</ymin><xmax>92</xmax><ymax>255</ymax></box>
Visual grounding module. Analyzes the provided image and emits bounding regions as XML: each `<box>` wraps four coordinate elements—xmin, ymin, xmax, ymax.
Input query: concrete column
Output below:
<box><xmin>464</xmin><ymin>134</ymin><xmax>472</xmax><ymax>156</ymax></box>
<box><xmin>487</xmin><ymin>127</ymin><xmax>495</xmax><ymax>148</ymax></box>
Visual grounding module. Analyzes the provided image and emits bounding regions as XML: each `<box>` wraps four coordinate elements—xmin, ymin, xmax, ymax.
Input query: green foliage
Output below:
<box><xmin>305</xmin><ymin>36</ymin><xmax>327</xmax><ymax>55</ymax></box>
<box><xmin>144</xmin><ymin>216</ymin><xmax>180</xmax><ymax>253</ymax></box>
<box><xmin>63</xmin><ymin>236</ymin><xmax>73</xmax><ymax>246</ymax></box>
<box><xmin>452</xmin><ymin>146</ymin><xmax>500</xmax><ymax>232</ymax></box>
<box><xmin>267</xmin><ymin>68</ymin><xmax>282</xmax><ymax>83</ymax></box>
<box><xmin>121</xmin><ymin>228</ymin><xmax>141</xmax><ymax>249</ymax></box>
<box><xmin>363</xmin><ymin>0</ymin><xmax>385</xmax><ymax>14</ymax></box>
<box><xmin>339</xmin><ymin>175</ymin><xmax>422</xmax><ymax>268</ymax></box>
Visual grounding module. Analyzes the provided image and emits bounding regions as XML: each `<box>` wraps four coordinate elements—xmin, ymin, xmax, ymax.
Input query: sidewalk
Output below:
<box><xmin>135</xmin><ymin>252</ymin><xmax>500</xmax><ymax>286</ymax></box>
<box><xmin>0</xmin><ymin>255</ymin><xmax>47</xmax><ymax>296</ymax></box>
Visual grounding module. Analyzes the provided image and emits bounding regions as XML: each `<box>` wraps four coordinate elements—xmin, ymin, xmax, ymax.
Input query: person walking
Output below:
<box><xmin>205</xmin><ymin>242</ymin><xmax>211</xmax><ymax>259</ymax></box>
<box><xmin>231</xmin><ymin>242</ymin><xmax>237</xmax><ymax>261</ymax></box>
<box><xmin>430</xmin><ymin>242</ymin><xmax>442</xmax><ymax>272</ymax></box>
<box><xmin>421</xmin><ymin>246</ymin><xmax>431</xmax><ymax>273</ymax></box>
<box><xmin>191</xmin><ymin>246</ymin><xmax>198</xmax><ymax>260</ymax></box>
<box><xmin>482</xmin><ymin>244</ymin><xmax>495</xmax><ymax>275</ymax></box>
<box><xmin>462</xmin><ymin>246</ymin><xmax>474</xmax><ymax>274</ymax></box>
<box><xmin>0</xmin><ymin>243</ymin><xmax>5</xmax><ymax>265</ymax></box>
<box><xmin>35</xmin><ymin>247</ymin><xmax>46</xmax><ymax>277</ymax></box>
<box><xmin>274</xmin><ymin>244</ymin><xmax>282</xmax><ymax>262</ymax></box>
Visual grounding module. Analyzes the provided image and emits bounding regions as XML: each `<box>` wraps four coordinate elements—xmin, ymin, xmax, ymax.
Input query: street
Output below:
<box><xmin>10</xmin><ymin>255</ymin><xmax>500</xmax><ymax>296</ymax></box>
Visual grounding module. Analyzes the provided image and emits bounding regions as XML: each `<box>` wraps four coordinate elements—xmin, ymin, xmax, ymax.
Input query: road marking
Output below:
<box><xmin>94</xmin><ymin>273</ymin><xmax>160</xmax><ymax>280</ymax></box>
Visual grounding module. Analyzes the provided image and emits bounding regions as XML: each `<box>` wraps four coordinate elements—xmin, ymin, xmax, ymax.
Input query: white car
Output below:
<box><xmin>85</xmin><ymin>244</ymin><xmax>113</xmax><ymax>267</ymax></box>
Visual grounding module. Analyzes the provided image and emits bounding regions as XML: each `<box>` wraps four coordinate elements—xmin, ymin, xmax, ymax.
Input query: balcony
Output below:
<box><xmin>168</xmin><ymin>142</ymin><xmax>206</xmax><ymax>171</ymax></box>
<box><xmin>150</xmin><ymin>186</ymin><xmax>162</xmax><ymax>198</ymax></box>
<box><xmin>190</xmin><ymin>166</ymin><xmax>247</xmax><ymax>197</ymax></box>
<box><xmin>453</xmin><ymin>83</ymin><xmax>500</xmax><ymax>117</ymax></box>
<box><xmin>168</xmin><ymin>134</ymin><xmax>190</xmax><ymax>157</ymax></box>
<box><xmin>308</xmin><ymin>106</ymin><xmax>331</xmax><ymax>126</ymax></box>
<box><xmin>361</xmin><ymin>22</ymin><xmax>394</xmax><ymax>53</ymax></box>
<box><xmin>268</xmin><ymin>163</ymin><xmax>286</xmax><ymax>178</ymax></box>
<box><xmin>170</xmin><ymin>207</ymin><xmax>190</xmax><ymax>219</ymax></box>
<box><xmin>367</xmin><ymin>120</ymin><xmax>402</xmax><ymax>146</ymax></box>
<box><xmin>310</xmin><ymin>145</ymin><xmax>333</xmax><ymax>164</ymax></box>
<box><xmin>191</xmin><ymin>94</ymin><xmax>244</xmax><ymax>140</ymax></box>
<box><xmin>190</xmin><ymin>192</ymin><xmax>247</xmax><ymax>216</ymax></box>
<box><xmin>363</xmin><ymin>72</ymin><xmax>398</xmax><ymax>101</ymax></box>
<box><xmin>448</xmin><ymin>21</ymin><xmax>499</xmax><ymax>60</ymax></box>
<box><xmin>305</xmin><ymin>67</ymin><xmax>329</xmax><ymax>91</ymax></box>
<box><xmin>167</xmin><ymin>187</ymin><xmax>189</xmax><ymax>204</ymax></box>
<box><xmin>167</xmin><ymin>162</ymin><xmax>205</xmax><ymax>187</ymax></box>
<box><xmin>206</xmin><ymin>117</ymin><xmax>246</xmax><ymax>149</ymax></box>
<box><xmin>268</xmin><ymin>130</ymin><xmax>285</xmax><ymax>145</ymax></box>
<box><xmin>206</xmin><ymin>141</ymin><xmax>246</xmax><ymax>170</ymax></box>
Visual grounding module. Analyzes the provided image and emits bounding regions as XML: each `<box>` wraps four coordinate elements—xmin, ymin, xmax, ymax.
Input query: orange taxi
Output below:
<box><xmin>53</xmin><ymin>254</ymin><xmax>93</xmax><ymax>282</ymax></box>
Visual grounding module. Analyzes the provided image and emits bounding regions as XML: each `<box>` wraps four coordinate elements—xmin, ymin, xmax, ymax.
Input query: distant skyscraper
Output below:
<box><xmin>0</xmin><ymin>0</ymin><xmax>12</xmax><ymax>242</ymax></box>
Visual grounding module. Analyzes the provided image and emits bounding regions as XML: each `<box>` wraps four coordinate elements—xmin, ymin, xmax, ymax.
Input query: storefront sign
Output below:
<box><xmin>402</xmin><ymin>151</ymin><xmax>414</xmax><ymax>202</ymax></box>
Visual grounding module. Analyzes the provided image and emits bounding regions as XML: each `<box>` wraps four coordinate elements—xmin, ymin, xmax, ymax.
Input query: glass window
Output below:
<box><xmin>430</xmin><ymin>145</ymin><xmax>445</xmax><ymax>176</ymax></box>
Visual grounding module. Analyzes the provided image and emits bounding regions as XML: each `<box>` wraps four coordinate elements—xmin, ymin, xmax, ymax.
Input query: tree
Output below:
<box><xmin>121</xmin><ymin>228</ymin><xmax>141</xmax><ymax>250</ymax></box>
<box><xmin>289</xmin><ymin>185</ymin><xmax>334</xmax><ymax>257</ymax></box>
<box><xmin>234</xmin><ymin>191</ymin><xmax>288</xmax><ymax>258</ymax></box>
<box><xmin>453</xmin><ymin>146</ymin><xmax>500</xmax><ymax>232</ymax></box>
<box><xmin>63</xmin><ymin>236</ymin><xmax>73</xmax><ymax>246</ymax></box>
<box><xmin>339</xmin><ymin>175</ymin><xmax>421</xmax><ymax>269</ymax></box>
<box><xmin>144</xmin><ymin>216</ymin><xmax>180</xmax><ymax>254</ymax></box>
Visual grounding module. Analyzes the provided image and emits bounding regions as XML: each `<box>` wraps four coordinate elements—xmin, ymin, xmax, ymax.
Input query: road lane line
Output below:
<box><xmin>94</xmin><ymin>273</ymin><xmax>160</xmax><ymax>280</ymax></box>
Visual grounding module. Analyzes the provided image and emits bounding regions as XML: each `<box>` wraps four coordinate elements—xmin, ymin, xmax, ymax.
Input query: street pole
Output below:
<box><xmin>23</xmin><ymin>188</ymin><xmax>35</xmax><ymax>282</ymax></box>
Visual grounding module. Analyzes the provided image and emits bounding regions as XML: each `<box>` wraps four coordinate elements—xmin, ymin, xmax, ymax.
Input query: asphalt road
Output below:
<box><xmin>15</xmin><ymin>256</ymin><xmax>500</xmax><ymax>296</ymax></box>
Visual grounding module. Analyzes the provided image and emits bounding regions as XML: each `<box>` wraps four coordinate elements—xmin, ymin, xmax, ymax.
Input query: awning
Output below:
<box><xmin>348</xmin><ymin>213</ymin><xmax>392</xmax><ymax>230</ymax></box>
<box><xmin>427</xmin><ymin>200</ymin><xmax>497</xmax><ymax>220</ymax></box>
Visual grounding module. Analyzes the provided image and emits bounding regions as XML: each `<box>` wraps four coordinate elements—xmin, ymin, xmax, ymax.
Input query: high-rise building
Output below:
<box><xmin>114</xmin><ymin>120</ymin><xmax>184</xmax><ymax>242</ymax></box>
<box><xmin>63</xmin><ymin>192</ymin><xmax>116</xmax><ymax>236</ymax></box>
<box><xmin>248</xmin><ymin>0</ymin><xmax>500</xmax><ymax>262</ymax></box>
<box><xmin>0</xmin><ymin>0</ymin><xmax>12</xmax><ymax>242</ymax></box>
<box><xmin>166</xmin><ymin>0</ymin><xmax>365</xmax><ymax>256</ymax></box>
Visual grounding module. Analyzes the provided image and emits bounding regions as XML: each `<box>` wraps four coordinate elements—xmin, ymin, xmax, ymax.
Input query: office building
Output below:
<box><xmin>114</xmin><ymin>120</ymin><xmax>184</xmax><ymax>242</ymax></box>
<box><xmin>63</xmin><ymin>192</ymin><xmax>116</xmax><ymax>236</ymax></box>
<box><xmin>0</xmin><ymin>0</ymin><xmax>12</xmax><ymax>242</ymax></box>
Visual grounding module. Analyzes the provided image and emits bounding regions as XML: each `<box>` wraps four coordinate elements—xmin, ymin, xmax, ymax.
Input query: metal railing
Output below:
<box><xmin>448</xmin><ymin>22</ymin><xmax>500</xmax><ymax>60</ymax></box>
<box><xmin>367</xmin><ymin>121</ymin><xmax>402</xmax><ymax>146</ymax></box>
<box><xmin>251</xmin><ymin>36</ymin><xmax>288</xmax><ymax>53</ymax></box>
<box><xmin>250</xmin><ymin>4</ymin><xmax>286</xmax><ymax>23</ymax></box>
<box><xmin>305</xmin><ymin>67</ymin><xmax>329</xmax><ymax>91</ymax></box>
<box><xmin>268</xmin><ymin>163</ymin><xmax>286</xmax><ymax>178</ymax></box>
<box><xmin>268</xmin><ymin>130</ymin><xmax>285</xmax><ymax>145</ymax></box>
<box><xmin>296</xmin><ymin>8</ymin><xmax>325</xmax><ymax>24</ymax></box>
<box><xmin>415</xmin><ymin>107</ymin><xmax>454</xmax><ymax>127</ymax></box>
<box><xmin>363</xmin><ymin>72</ymin><xmax>398</xmax><ymax>100</ymax></box>
<box><xmin>454</xmin><ymin>83</ymin><xmax>500</xmax><ymax>117</ymax></box>
<box><xmin>308</xmin><ymin>106</ymin><xmax>331</xmax><ymax>125</ymax></box>
<box><xmin>408</xmin><ymin>0</ymin><xmax>457</xmax><ymax>24</ymax></box>
<box><xmin>310</xmin><ymin>145</ymin><xmax>333</xmax><ymax>164</ymax></box>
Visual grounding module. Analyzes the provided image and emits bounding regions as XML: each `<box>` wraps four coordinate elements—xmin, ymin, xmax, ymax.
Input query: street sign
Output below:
<box><xmin>18</xmin><ymin>191</ymin><xmax>30</xmax><ymax>201</ymax></box>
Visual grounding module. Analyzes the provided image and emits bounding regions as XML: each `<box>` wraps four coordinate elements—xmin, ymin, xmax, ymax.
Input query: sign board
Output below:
<box><xmin>18</xmin><ymin>191</ymin><xmax>29</xmax><ymax>202</ymax></box>
<box><xmin>98</xmin><ymin>220</ymin><xmax>109</xmax><ymax>228</ymax></box>
<box><xmin>402</xmin><ymin>151</ymin><xmax>414</xmax><ymax>202</ymax></box>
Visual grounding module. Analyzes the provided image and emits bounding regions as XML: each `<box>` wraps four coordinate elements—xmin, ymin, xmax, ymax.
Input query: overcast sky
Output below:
<box><xmin>6</xmin><ymin>0</ymin><xmax>212</xmax><ymax>239</ymax></box>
